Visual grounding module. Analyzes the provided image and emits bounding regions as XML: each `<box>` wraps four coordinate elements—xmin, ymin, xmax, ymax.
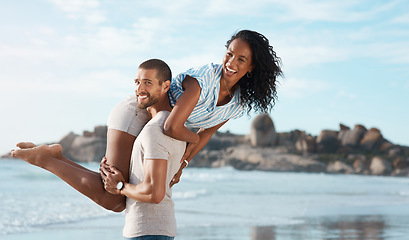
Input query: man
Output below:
<box><xmin>11</xmin><ymin>59</ymin><xmax>185</xmax><ymax>239</ymax></box>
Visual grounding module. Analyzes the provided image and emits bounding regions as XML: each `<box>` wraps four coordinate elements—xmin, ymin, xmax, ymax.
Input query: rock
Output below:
<box><xmin>392</xmin><ymin>168</ymin><xmax>409</xmax><ymax>177</ymax></box>
<box><xmin>369</xmin><ymin>156</ymin><xmax>392</xmax><ymax>175</ymax></box>
<box><xmin>352</xmin><ymin>158</ymin><xmax>369</xmax><ymax>174</ymax></box>
<box><xmin>347</xmin><ymin>154</ymin><xmax>369</xmax><ymax>173</ymax></box>
<box><xmin>224</xmin><ymin>145</ymin><xmax>325</xmax><ymax>172</ymax></box>
<box><xmin>360</xmin><ymin>128</ymin><xmax>383</xmax><ymax>151</ymax></box>
<box><xmin>327</xmin><ymin>161</ymin><xmax>355</xmax><ymax>174</ymax></box>
<box><xmin>3</xmin><ymin>113</ymin><xmax>408</xmax><ymax>178</ymax></box>
<box><xmin>59</xmin><ymin>132</ymin><xmax>78</xmax><ymax>157</ymax></box>
<box><xmin>94</xmin><ymin>125</ymin><xmax>108</xmax><ymax>138</ymax></box>
<box><xmin>388</xmin><ymin>147</ymin><xmax>402</xmax><ymax>158</ymax></box>
<box><xmin>379</xmin><ymin>140</ymin><xmax>394</xmax><ymax>152</ymax></box>
<box><xmin>393</xmin><ymin>157</ymin><xmax>409</xmax><ymax>169</ymax></box>
<box><xmin>192</xmin><ymin>149</ymin><xmax>226</xmax><ymax>168</ymax></box>
<box><xmin>66</xmin><ymin>136</ymin><xmax>106</xmax><ymax>162</ymax></box>
<box><xmin>295</xmin><ymin>135</ymin><xmax>316</xmax><ymax>153</ymax></box>
<box><xmin>57</xmin><ymin>126</ymin><xmax>107</xmax><ymax>163</ymax></box>
<box><xmin>203</xmin><ymin>132</ymin><xmax>239</xmax><ymax>151</ymax></box>
<box><xmin>83</xmin><ymin>131</ymin><xmax>94</xmax><ymax>137</ymax></box>
<box><xmin>338</xmin><ymin>124</ymin><xmax>367</xmax><ymax>148</ymax></box>
<box><xmin>277</xmin><ymin>130</ymin><xmax>304</xmax><ymax>149</ymax></box>
<box><xmin>316</xmin><ymin>130</ymin><xmax>339</xmax><ymax>153</ymax></box>
<box><xmin>249</xmin><ymin>114</ymin><xmax>277</xmax><ymax>147</ymax></box>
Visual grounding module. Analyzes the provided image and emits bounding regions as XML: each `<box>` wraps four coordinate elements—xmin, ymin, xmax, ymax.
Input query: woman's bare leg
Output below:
<box><xmin>11</xmin><ymin>129</ymin><xmax>136</xmax><ymax>212</ymax></box>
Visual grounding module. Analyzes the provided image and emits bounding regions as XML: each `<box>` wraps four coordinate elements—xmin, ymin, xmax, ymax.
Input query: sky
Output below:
<box><xmin>1</xmin><ymin>0</ymin><xmax>408</xmax><ymax>155</ymax></box>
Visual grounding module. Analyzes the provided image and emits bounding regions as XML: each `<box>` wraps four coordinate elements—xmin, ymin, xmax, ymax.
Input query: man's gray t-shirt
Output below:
<box><xmin>123</xmin><ymin>111</ymin><xmax>185</xmax><ymax>238</ymax></box>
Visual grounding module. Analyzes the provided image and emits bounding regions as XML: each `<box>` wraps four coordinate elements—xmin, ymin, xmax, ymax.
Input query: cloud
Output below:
<box><xmin>391</xmin><ymin>12</ymin><xmax>409</xmax><ymax>24</ymax></box>
<box><xmin>275</xmin><ymin>0</ymin><xmax>399</xmax><ymax>22</ymax></box>
<box><xmin>279</xmin><ymin>43</ymin><xmax>349</xmax><ymax>70</ymax></box>
<box><xmin>278</xmin><ymin>77</ymin><xmax>330</xmax><ymax>99</ymax></box>
<box><xmin>337</xmin><ymin>91</ymin><xmax>357</xmax><ymax>100</ymax></box>
<box><xmin>48</xmin><ymin>0</ymin><xmax>105</xmax><ymax>24</ymax></box>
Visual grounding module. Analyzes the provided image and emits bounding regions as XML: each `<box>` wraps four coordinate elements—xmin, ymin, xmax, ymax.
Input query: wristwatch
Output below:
<box><xmin>116</xmin><ymin>181</ymin><xmax>124</xmax><ymax>190</ymax></box>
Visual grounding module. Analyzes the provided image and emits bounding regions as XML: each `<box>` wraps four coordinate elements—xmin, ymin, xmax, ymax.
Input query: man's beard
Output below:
<box><xmin>137</xmin><ymin>93</ymin><xmax>159</xmax><ymax>109</ymax></box>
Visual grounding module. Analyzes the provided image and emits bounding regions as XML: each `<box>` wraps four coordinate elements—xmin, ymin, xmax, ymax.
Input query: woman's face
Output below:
<box><xmin>222</xmin><ymin>38</ymin><xmax>254</xmax><ymax>83</ymax></box>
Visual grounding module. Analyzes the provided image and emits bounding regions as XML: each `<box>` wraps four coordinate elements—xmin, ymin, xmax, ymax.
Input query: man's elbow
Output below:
<box><xmin>150</xmin><ymin>191</ymin><xmax>165</xmax><ymax>204</ymax></box>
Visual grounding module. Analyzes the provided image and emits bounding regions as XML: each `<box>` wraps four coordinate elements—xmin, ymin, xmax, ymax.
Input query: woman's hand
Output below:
<box><xmin>170</xmin><ymin>160</ymin><xmax>189</xmax><ymax>187</ymax></box>
<box><xmin>100</xmin><ymin>160</ymin><xmax>125</xmax><ymax>195</ymax></box>
<box><xmin>169</xmin><ymin>141</ymin><xmax>196</xmax><ymax>187</ymax></box>
<box><xmin>181</xmin><ymin>141</ymin><xmax>197</xmax><ymax>163</ymax></box>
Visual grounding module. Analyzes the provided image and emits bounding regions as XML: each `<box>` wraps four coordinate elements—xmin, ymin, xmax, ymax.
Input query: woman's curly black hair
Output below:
<box><xmin>226</xmin><ymin>30</ymin><xmax>283</xmax><ymax>114</ymax></box>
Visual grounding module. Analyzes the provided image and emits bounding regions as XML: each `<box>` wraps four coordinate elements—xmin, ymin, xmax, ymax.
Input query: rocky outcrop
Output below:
<box><xmin>226</xmin><ymin>145</ymin><xmax>325</xmax><ymax>172</ymax></box>
<box><xmin>3</xmin><ymin>114</ymin><xmax>409</xmax><ymax>177</ymax></box>
<box><xmin>59</xmin><ymin>126</ymin><xmax>107</xmax><ymax>162</ymax></box>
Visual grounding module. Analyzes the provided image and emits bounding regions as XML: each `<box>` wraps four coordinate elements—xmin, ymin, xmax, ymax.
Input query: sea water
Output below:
<box><xmin>1</xmin><ymin>159</ymin><xmax>409</xmax><ymax>240</ymax></box>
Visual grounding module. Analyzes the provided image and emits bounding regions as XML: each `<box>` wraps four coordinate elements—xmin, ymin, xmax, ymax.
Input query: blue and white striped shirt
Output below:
<box><xmin>168</xmin><ymin>63</ymin><xmax>246</xmax><ymax>129</ymax></box>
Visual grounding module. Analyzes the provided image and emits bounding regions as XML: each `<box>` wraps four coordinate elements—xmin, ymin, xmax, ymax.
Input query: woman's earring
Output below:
<box><xmin>246</xmin><ymin>71</ymin><xmax>253</xmax><ymax>78</ymax></box>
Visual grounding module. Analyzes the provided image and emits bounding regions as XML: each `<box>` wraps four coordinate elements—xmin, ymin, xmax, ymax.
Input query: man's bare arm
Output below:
<box><xmin>101</xmin><ymin>159</ymin><xmax>168</xmax><ymax>204</ymax></box>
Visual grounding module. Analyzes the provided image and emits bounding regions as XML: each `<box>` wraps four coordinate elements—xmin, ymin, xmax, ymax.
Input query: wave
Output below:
<box><xmin>0</xmin><ymin>193</ymin><xmax>113</xmax><ymax>235</ymax></box>
<box><xmin>173</xmin><ymin>189</ymin><xmax>208</xmax><ymax>200</ymax></box>
<box><xmin>0</xmin><ymin>209</ymin><xmax>114</xmax><ymax>235</ymax></box>
<box><xmin>398</xmin><ymin>191</ymin><xmax>409</xmax><ymax>196</ymax></box>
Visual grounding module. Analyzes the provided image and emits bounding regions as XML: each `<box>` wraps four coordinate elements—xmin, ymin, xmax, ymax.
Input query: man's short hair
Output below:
<box><xmin>139</xmin><ymin>59</ymin><xmax>172</xmax><ymax>84</ymax></box>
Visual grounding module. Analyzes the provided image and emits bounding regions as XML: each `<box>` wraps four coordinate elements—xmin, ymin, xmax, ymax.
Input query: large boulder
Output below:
<box><xmin>347</xmin><ymin>154</ymin><xmax>369</xmax><ymax>174</ymax></box>
<box><xmin>277</xmin><ymin>130</ymin><xmax>304</xmax><ymax>148</ymax></box>
<box><xmin>338</xmin><ymin>124</ymin><xmax>367</xmax><ymax>148</ymax></box>
<box><xmin>295</xmin><ymin>135</ymin><xmax>316</xmax><ymax>153</ymax></box>
<box><xmin>66</xmin><ymin>136</ymin><xmax>107</xmax><ymax>162</ymax></box>
<box><xmin>59</xmin><ymin>132</ymin><xmax>78</xmax><ymax>157</ymax></box>
<box><xmin>316</xmin><ymin>130</ymin><xmax>339</xmax><ymax>153</ymax></box>
<box><xmin>369</xmin><ymin>156</ymin><xmax>392</xmax><ymax>175</ymax></box>
<box><xmin>94</xmin><ymin>125</ymin><xmax>108</xmax><ymax>138</ymax></box>
<box><xmin>249</xmin><ymin>114</ymin><xmax>277</xmax><ymax>147</ymax></box>
<box><xmin>327</xmin><ymin>160</ymin><xmax>355</xmax><ymax>174</ymax></box>
<box><xmin>360</xmin><ymin>128</ymin><xmax>384</xmax><ymax>151</ymax></box>
<box><xmin>393</xmin><ymin>157</ymin><xmax>409</xmax><ymax>170</ymax></box>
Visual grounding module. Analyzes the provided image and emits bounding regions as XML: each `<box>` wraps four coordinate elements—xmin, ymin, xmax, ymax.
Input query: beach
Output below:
<box><xmin>1</xmin><ymin>159</ymin><xmax>409</xmax><ymax>239</ymax></box>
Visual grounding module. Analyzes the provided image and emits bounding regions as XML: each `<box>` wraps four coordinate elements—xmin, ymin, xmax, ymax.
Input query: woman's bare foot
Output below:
<box><xmin>11</xmin><ymin>142</ymin><xmax>63</xmax><ymax>168</ymax></box>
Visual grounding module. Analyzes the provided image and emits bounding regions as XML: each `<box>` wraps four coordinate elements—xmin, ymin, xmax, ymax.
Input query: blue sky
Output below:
<box><xmin>1</xmin><ymin>0</ymin><xmax>408</xmax><ymax>154</ymax></box>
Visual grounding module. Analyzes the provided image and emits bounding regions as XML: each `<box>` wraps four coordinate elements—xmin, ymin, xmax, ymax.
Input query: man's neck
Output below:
<box><xmin>146</xmin><ymin>97</ymin><xmax>173</xmax><ymax>119</ymax></box>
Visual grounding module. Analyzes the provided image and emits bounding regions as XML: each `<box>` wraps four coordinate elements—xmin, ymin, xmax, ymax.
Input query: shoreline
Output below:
<box><xmin>3</xmin><ymin>213</ymin><xmax>407</xmax><ymax>240</ymax></box>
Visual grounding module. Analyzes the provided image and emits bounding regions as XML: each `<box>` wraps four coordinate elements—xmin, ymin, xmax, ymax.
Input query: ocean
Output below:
<box><xmin>1</xmin><ymin>158</ymin><xmax>409</xmax><ymax>240</ymax></box>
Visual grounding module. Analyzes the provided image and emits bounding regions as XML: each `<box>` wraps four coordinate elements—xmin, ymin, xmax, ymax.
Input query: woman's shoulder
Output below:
<box><xmin>187</xmin><ymin>63</ymin><xmax>221</xmax><ymax>74</ymax></box>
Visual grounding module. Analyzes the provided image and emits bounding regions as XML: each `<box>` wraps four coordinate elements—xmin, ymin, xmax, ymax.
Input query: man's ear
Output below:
<box><xmin>162</xmin><ymin>80</ymin><xmax>171</xmax><ymax>93</ymax></box>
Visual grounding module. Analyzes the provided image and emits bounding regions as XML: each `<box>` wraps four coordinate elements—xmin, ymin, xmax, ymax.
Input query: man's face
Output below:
<box><xmin>134</xmin><ymin>68</ymin><xmax>163</xmax><ymax>109</ymax></box>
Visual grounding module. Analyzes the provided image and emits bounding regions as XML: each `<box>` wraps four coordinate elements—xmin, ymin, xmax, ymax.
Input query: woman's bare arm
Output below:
<box><xmin>170</xmin><ymin>121</ymin><xmax>227</xmax><ymax>187</ymax></box>
<box><xmin>164</xmin><ymin>75</ymin><xmax>201</xmax><ymax>144</ymax></box>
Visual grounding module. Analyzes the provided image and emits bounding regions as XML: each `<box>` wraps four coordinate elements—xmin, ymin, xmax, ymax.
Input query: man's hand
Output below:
<box><xmin>100</xmin><ymin>159</ymin><xmax>125</xmax><ymax>195</ymax></box>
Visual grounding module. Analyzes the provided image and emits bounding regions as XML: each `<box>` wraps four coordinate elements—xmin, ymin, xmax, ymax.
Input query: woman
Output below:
<box><xmin>12</xmin><ymin>29</ymin><xmax>282</xmax><ymax>211</ymax></box>
<box><xmin>162</xmin><ymin>29</ymin><xmax>283</xmax><ymax>184</ymax></box>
